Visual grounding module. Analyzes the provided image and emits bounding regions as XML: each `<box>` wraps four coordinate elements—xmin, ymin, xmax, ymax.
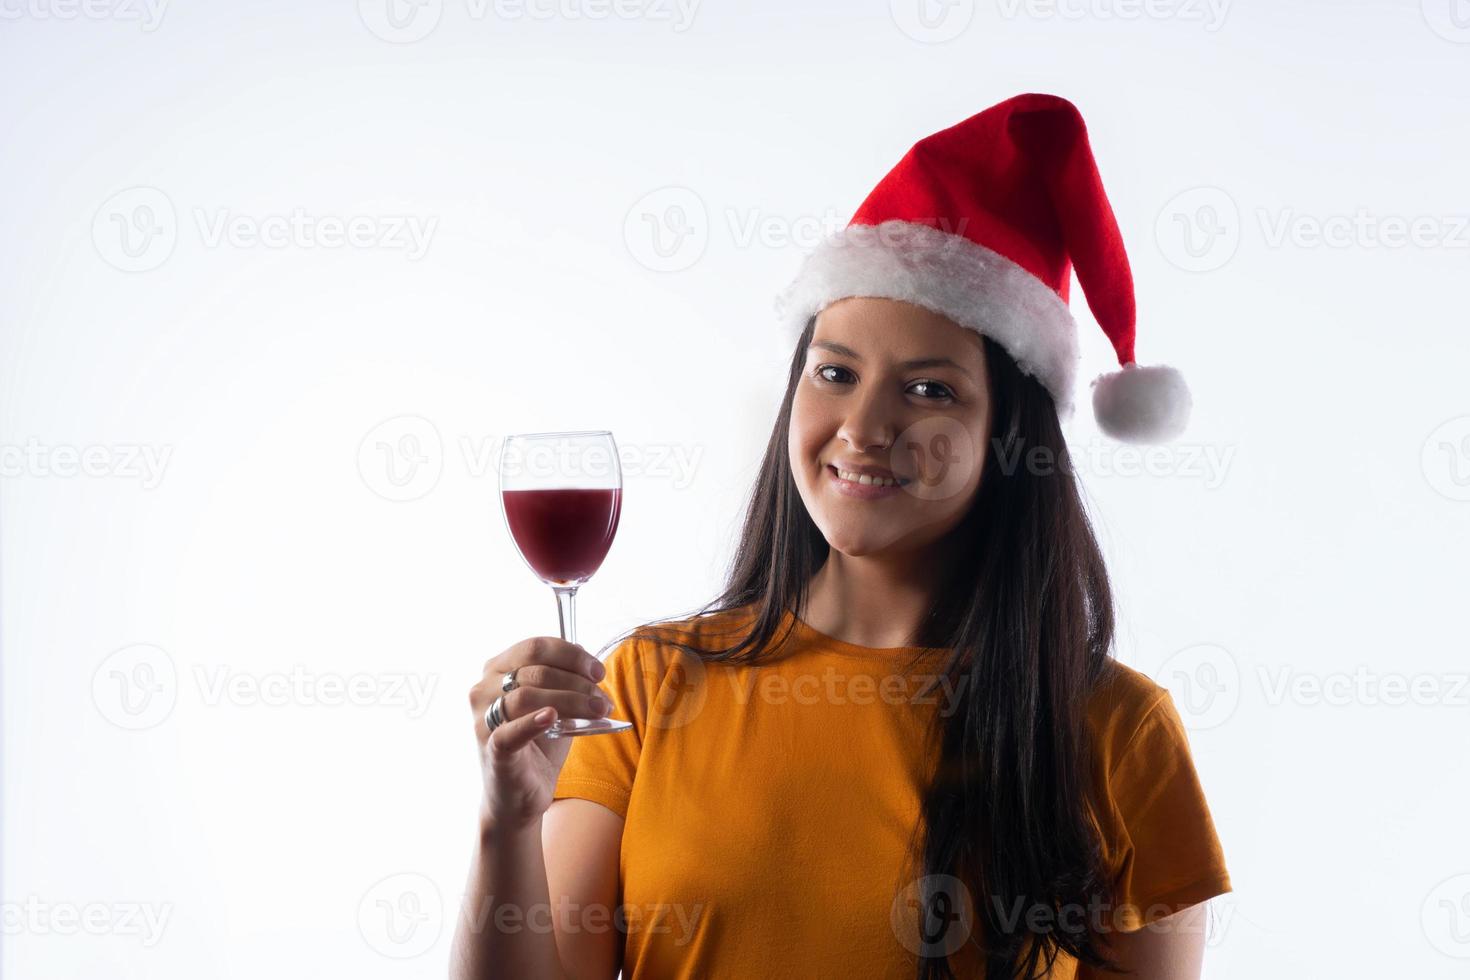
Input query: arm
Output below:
<box><xmin>451</xmin><ymin>813</ymin><xmax>566</xmax><ymax>980</ymax></box>
<box><xmin>542</xmin><ymin>798</ymin><xmax>625</xmax><ymax>980</ymax></box>
<box><xmin>451</xmin><ymin>637</ymin><xmax>626</xmax><ymax>980</ymax></box>
<box><xmin>449</xmin><ymin>799</ymin><xmax>623</xmax><ymax>980</ymax></box>
<box><xmin>1076</xmin><ymin>901</ymin><xmax>1209</xmax><ymax>980</ymax></box>
<box><xmin>1084</xmin><ymin>687</ymin><xmax>1231</xmax><ymax>979</ymax></box>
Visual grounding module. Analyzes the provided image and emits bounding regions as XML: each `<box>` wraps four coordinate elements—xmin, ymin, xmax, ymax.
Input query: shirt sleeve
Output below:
<box><xmin>550</xmin><ymin>635</ymin><xmax>649</xmax><ymax>819</ymax></box>
<box><xmin>1098</xmin><ymin>689</ymin><xmax>1232</xmax><ymax>933</ymax></box>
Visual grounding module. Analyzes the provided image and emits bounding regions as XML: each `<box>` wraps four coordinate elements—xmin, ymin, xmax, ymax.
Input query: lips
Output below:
<box><xmin>827</xmin><ymin>462</ymin><xmax>911</xmax><ymax>487</ymax></box>
<box><xmin>826</xmin><ymin>465</ymin><xmax>909</xmax><ymax>498</ymax></box>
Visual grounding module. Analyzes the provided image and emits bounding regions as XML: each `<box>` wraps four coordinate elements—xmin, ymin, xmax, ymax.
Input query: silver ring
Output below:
<box><xmin>500</xmin><ymin>668</ymin><xmax>519</xmax><ymax>694</ymax></box>
<box><xmin>485</xmin><ymin>694</ymin><xmax>507</xmax><ymax>732</ymax></box>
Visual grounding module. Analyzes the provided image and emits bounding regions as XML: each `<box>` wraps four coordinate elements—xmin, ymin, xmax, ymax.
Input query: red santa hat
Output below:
<box><xmin>775</xmin><ymin>92</ymin><xmax>1190</xmax><ymax>444</ymax></box>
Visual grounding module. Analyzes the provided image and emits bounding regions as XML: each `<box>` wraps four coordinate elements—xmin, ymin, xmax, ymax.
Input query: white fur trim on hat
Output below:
<box><xmin>774</xmin><ymin>219</ymin><xmax>1080</xmax><ymax>419</ymax></box>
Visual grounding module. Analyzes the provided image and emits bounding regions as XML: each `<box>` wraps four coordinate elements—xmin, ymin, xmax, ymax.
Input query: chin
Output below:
<box><xmin>818</xmin><ymin>526</ymin><xmax>903</xmax><ymax>559</ymax></box>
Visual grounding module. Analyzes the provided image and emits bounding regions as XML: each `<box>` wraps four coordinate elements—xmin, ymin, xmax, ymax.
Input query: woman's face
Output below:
<box><xmin>788</xmin><ymin>296</ymin><xmax>993</xmax><ymax>559</ymax></box>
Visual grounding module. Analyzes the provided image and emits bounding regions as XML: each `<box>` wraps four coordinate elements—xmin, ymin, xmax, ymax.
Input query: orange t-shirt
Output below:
<box><xmin>552</xmin><ymin>606</ymin><xmax>1231</xmax><ymax>978</ymax></box>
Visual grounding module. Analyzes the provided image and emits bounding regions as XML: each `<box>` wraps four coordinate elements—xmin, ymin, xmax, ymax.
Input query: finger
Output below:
<box><xmin>510</xmin><ymin>663</ymin><xmax>603</xmax><ymax>699</ymax></box>
<box><xmin>502</xmin><ymin>637</ymin><xmax>606</xmax><ymax>682</ymax></box>
<box><xmin>504</xmin><ymin>685</ymin><xmax>612</xmax><ymax>723</ymax></box>
<box><xmin>488</xmin><ymin>706</ymin><xmax>560</xmax><ymax>756</ymax></box>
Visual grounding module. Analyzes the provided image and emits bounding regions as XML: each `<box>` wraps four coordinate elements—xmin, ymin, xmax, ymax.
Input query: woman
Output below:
<box><xmin>455</xmin><ymin>93</ymin><xmax>1230</xmax><ymax>979</ymax></box>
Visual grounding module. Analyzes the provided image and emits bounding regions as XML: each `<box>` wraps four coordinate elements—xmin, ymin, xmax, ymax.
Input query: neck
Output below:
<box><xmin>797</xmin><ymin>544</ymin><xmax>951</xmax><ymax>649</ymax></box>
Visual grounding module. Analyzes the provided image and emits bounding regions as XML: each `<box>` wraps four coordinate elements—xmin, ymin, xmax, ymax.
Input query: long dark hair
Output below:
<box><xmin>610</xmin><ymin>314</ymin><xmax>1123</xmax><ymax>979</ymax></box>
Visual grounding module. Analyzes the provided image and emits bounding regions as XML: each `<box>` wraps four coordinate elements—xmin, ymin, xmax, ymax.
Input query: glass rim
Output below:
<box><xmin>503</xmin><ymin>429</ymin><xmax>614</xmax><ymax>440</ymax></box>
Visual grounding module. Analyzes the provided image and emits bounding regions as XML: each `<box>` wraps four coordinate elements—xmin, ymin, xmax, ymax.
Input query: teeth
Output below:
<box><xmin>836</xmin><ymin>468</ymin><xmax>902</xmax><ymax>488</ymax></box>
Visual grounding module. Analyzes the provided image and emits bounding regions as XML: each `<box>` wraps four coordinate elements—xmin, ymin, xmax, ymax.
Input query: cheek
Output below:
<box><xmin>787</xmin><ymin>389</ymin><xmax>824</xmax><ymax>459</ymax></box>
<box><xmin>944</xmin><ymin>418</ymin><xmax>989</xmax><ymax>516</ymax></box>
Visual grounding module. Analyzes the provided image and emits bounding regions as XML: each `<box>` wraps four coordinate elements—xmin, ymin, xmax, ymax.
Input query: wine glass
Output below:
<box><xmin>499</xmin><ymin>430</ymin><xmax>633</xmax><ymax>738</ymax></box>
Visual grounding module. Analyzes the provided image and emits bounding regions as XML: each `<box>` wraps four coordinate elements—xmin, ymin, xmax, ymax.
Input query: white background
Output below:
<box><xmin>4</xmin><ymin>1</ymin><xmax>1469</xmax><ymax>976</ymax></box>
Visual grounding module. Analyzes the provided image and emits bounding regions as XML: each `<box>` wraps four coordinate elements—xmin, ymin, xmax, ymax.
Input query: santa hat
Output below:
<box><xmin>774</xmin><ymin>92</ymin><xmax>1190</xmax><ymax>444</ymax></box>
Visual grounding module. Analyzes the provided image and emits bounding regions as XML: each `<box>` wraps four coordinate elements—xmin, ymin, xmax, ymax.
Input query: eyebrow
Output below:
<box><xmin>809</xmin><ymin>340</ymin><xmax>976</xmax><ymax>381</ymax></box>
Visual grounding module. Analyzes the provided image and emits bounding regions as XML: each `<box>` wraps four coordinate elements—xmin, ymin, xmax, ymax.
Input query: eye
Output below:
<box><xmin>814</xmin><ymin>364</ymin><xmax>853</xmax><ymax>384</ymax></box>
<box><xmin>909</xmin><ymin>380</ymin><xmax>955</xmax><ymax>402</ymax></box>
<box><xmin>812</xmin><ymin>365</ymin><xmax>955</xmax><ymax>402</ymax></box>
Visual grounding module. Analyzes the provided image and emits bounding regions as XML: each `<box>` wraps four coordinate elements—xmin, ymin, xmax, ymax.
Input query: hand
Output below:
<box><xmin>470</xmin><ymin>637</ymin><xmax>612</xmax><ymax>832</ymax></box>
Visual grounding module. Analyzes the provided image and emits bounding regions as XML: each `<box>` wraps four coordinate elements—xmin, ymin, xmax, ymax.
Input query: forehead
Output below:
<box><xmin>811</xmin><ymin>297</ymin><xmax>986</xmax><ymax>366</ymax></box>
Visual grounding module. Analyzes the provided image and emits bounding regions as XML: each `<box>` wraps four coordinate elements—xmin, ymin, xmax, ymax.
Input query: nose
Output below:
<box><xmin>836</xmin><ymin>385</ymin><xmax>897</xmax><ymax>453</ymax></box>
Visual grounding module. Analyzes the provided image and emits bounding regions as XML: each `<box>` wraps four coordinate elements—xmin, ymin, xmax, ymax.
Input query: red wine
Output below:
<box><xmin>502</xmin><ymin>488</ymin><xmax>621</xmax><ymax>585</ymax></box>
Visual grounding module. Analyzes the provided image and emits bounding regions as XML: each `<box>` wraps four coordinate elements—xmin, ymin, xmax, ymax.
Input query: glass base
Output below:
<box><xmin>544</xmin><ymin>717</ymin><xmax>634</xmax><ymax>739</ymax></box>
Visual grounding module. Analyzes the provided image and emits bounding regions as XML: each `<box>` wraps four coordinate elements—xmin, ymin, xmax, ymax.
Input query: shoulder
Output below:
<box><xmin>614</xmin><ymin>604</ymin><xmax>761</xmax><ymax>658</ymax></box>
<box><xmin>600</xmin><ymin>604</ymin><xmax>759</xmax><ymax>680</ymax></box>
<box><xmin>1086</xmin><ymin>659</ymin><xmax>1178</xmax><ymax>775</ymax></box>
<box><xmin>1089</xmin><ymin>658</ymin><xmax>1169</xmax><ymax>724</ymax></box>
<box><xmin>590</xmin><ymin>607</ymin><xmax>759</xmax><ymax>734</ymax></box>
<box><xmin>1083</xmin><ymin>662</ymin><xmax>1233</xmax><ymax>930</ymax></box>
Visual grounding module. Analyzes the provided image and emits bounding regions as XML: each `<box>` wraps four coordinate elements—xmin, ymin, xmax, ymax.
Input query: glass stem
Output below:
<box><xmin>553</xmin><ymin>586</ymin><xmax>578</xmax><ymax>645</ymax></box>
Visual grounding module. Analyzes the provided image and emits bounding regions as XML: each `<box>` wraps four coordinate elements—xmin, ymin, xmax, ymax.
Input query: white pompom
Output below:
<box><xmin>1089</xmin><ymin>362</ymin><xmax>1191</xmax><ymax>444</ymax></box>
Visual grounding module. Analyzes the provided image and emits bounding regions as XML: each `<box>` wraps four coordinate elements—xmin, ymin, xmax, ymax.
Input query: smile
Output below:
<box><xmin>827</xmin><ymin>465</ymin><xmax>909</xmax><ymax>498</ymax></box>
